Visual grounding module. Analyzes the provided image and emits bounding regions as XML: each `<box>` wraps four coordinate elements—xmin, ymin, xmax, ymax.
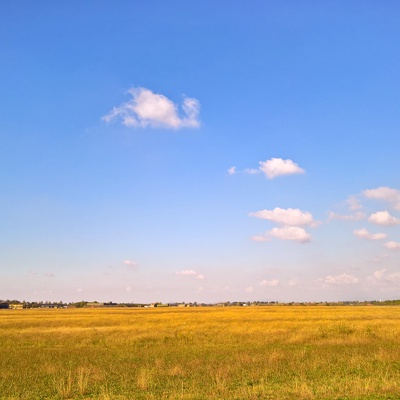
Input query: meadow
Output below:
<box><xmin>0</xmin><ymin>306</ymin><xmax>400</xmax><ymax>399</ymax></box>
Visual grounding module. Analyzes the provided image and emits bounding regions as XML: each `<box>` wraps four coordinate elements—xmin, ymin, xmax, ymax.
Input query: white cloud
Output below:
<box><xmin>228</xmin><ymin>166</ymin><xmax>236</xmax><ymax>175</ymax></box>
<box><xmin>353</xmin><ymin>228</ymin><xmax>387</xmax><ymax>240</ymax></box>
<box><xmin>258</xmin><ymin>158</ymin><xmax>305</xmax><ymax>179</ymax></box>
<box><xmin>250</xmin><ymin>207</ymin><xmax>315</xmax><ymax>226</ymax></box>
<box><xmin>268</xmin><ymin>226</ymin><xmax>311</xmax><ymax>243</ymax></box>
<box><xmin>324</xmin><ymin>274</ymin><xmax>358</xmax><ymax>285</ymax></box>
<box><xmin>245</xmin><ymin>286</ymin><xmax>254</xmax><ymax>293</ymax></box>
<box><xmin>102</xmin><ymin>87</ymin><xmax>200</xmax><ymax>129</ymax></box>
<box><xmin>363</xmin><ymin>186</ymin><xmax>400</xmax><ymax>211</ymax></box>
<box><xmin>259</xmin><ymin>279</ymin><xmax>279</xmax><ymax>287</ymax></box>
<box><xmin>176</xmin><ymin>270</ymin><xmax>205</xmax><ymax>280</ymax></box>
<box><xmin>384</xmin><ymin>241</ymin><xmax>400</xmax><ymax>250</ymax></box>
<box><xmin>368</xmin><ymin>211</ymin><xmax>400</xmax><ymax>226</ymax></box>
<box><xmin>329</xmin><ymin>211</ymin><xmax>366</xmax><ymax>221</ymax></box>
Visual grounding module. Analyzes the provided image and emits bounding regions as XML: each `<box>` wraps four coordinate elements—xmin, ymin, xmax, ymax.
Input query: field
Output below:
<box><xmin>1</xmin><ymin>306</ymin><xmax>400</xmax><ymax>399</ymax></box>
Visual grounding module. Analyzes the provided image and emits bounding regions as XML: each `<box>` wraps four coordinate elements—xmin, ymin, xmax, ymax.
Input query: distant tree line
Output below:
<box><xmin>1</xmin><ymin>299</ymin><xmax>400</xmax><ymax>309</ymax></box>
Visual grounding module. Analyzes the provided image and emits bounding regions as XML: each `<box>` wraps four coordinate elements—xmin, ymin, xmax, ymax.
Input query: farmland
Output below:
<box><xmin>0</xmin><ymin>306</ymin><xmax>400</xmax><ymax>399</ymax></box>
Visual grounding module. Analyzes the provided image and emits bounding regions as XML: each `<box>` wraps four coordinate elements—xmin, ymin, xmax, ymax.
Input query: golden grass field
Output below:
<box><xmin>1</xmin><ymin>306</ymin><xmax>400</xmax><ymax>399</ymax></box>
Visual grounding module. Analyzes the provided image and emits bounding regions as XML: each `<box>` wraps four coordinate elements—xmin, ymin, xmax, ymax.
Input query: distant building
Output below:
<box><xmin>86</xmin><ymin>302</ymin><xmax>105</xmax><ymax>308</ymax></box>
<box><xmin>0</xmin><ymin>302</ymin><xmax>9</xmax><ymax>309</ymax></box>
<box><xmin>40</xmin><ymin>303</ymin><xmax>66</xmax><ymax>309</ymax></box>
<box><xmin>10</xmin><ymin>303</ymin><xmax>23</xmax><ymax>309</ymax></box>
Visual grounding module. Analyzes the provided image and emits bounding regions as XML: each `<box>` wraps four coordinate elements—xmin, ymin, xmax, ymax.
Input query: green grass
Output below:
<box><xmin>1</xmin><ymin>306</ymin><xmax>400</xmax><ymax>399</ymax></box>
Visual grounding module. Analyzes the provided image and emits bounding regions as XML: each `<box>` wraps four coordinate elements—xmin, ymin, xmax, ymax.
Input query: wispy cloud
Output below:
<box><xmin>353</xmin><ymin>228</ymin><xmax>387</xmax><ymax>240</ymax></box>
<box><xmin>346</xmin><ymin>196</ymin><xmax>363</xmax><ymax>211</ymax></box>
<box><xmin>363</xmin><ymin>187</ymin><xmax>400</xmax><ymax>211</ymax></box>
<box><xmin>323</xmin><ymin>273</ymin><xmax>358</xmax><ymax>285</ymax></box>
<box><xmin>329</xmin><ymin>211</ymin><xmax>366</xmax><ymax>221</ymax></box>
<box><xmin>259</xmin><ymin>279</ymin><xmax>279</xmax><ymax>287</ymax></box>
<box><xmin>368</xmin><ymin>211</ymin><xmax>400</xmax><ymax>226</ymax></box>
<box><xmin>123</xmin><ymin>259</ymin><xmax>137</xmax><ymax>269</ymax></box>
<box><xmin>251</xmin><ymin>235</ymin><xmax>272</xmax><ymax>242</ymax></box>
<box><xmin>175</xmin><ymin>270</ymin><xmax>205</xmax><ymax>280</ymax></box>
<box><xmin>102</xmin><ymin>87</ymin><xmax>200</xmax><ymax>129</ymax></box>
<box><xmin>244</xmin><ymin>168</ymin><xmax>259</xmax><ymax>175</ymax></box>
<box><xmin>371</xmin><ymin>269</ymin><xmax>400</xmax><ymax>283</ymax></box>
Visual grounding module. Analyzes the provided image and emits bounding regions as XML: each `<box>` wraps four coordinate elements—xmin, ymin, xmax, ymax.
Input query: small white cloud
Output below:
<box><xmin>43</xmin><ymin>272</ymin><xmax>55</xmax><ymax>277</ymax></box>
<box><xmin>329</xmin><ymin>211</ymin><xmax>366</xmax><ymax>221</ymax></box>
<box><xmin>245</xmin><ymin>286</ymin><xmax>254</xmax><ymax>293</ymax></box>
<box><xmin>384</xmin><ymin>241</ymin><xmax>400</xmax><ymax>250</ymax></box>
<box><xmin>353</xmin><ymin>228</ymin><xmax>387</xmax><ymax>240</ymax></box>
<box><xmin>250</xmin><ymin>207</ymin><xmax>315</xmax><ymax>227</ymax></box>
<box><xmin>268</xmin><ymin>226</ymin><xmax>311</xmax><ymax>243</ymax></box>
<box><xmin>259</xmin><ymin>279</ymin><xmax>279</xmax><ymax>287</ymax></box>
<box><xmin>368</xmin><ymin>211</ymin><xmax>400</xmax><ymax>226</ymax></box>
<box><xmin>258</xmin><ymin>158</ymin><xmax>305</xmax><ymax>179</ymax></box>
<box><xmin>102</xmin><ymin>87</ymin><xmax>200</xmax><ymax>129</ymax></box>
<box><xmin>126</xmin><ymin>286</ymin><xmax>132</xmax><ymax>292</ymax></box>
<box><xmin>324</xmin><ymin>274</ymin><xmax>358</xmax><ymax>285</ymax></box>
<box><xmin>77</xmin><ymin>288</ymin><xmax>83</xmax><ymax>293</ymax></box>
<box><xmin>363</xmin><ymin>186</ymin><xmax>400</xmax><ymax>211</ymax></box>
<box><xmin>176</xmin><ymin>270</ymin><xmax>205</xmax><ymax>280</ymax></box>
<box><xmin>228</xmin><ymin>166</ymin><xmax>236</xmax><ymax>175</ymax></box>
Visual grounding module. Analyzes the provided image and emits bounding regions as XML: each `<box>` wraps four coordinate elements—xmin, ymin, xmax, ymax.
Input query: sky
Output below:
<box><xmin>1</xmin><ymin>1</ymin><xmax>400</xmax><ymax>303</ymax></box>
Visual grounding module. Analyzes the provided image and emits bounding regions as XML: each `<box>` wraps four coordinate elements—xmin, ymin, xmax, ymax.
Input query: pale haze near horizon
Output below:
<box><xmin>1</xmin><ymin>1</ymin><xmax>400</xmax><ymax>303</ymax></box>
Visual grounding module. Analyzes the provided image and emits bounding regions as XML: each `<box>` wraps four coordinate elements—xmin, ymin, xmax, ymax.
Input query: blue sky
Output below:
<box><xmin>1</xmin><ymin>1</ymin><xmax>400</xmax><ymax>303</ymax></box>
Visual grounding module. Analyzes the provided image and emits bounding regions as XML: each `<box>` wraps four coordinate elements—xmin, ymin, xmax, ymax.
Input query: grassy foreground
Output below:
<box><xmin>0</xmin><ymin>306</ymin><xmax>400</xmax><ymax>399</ymax></box>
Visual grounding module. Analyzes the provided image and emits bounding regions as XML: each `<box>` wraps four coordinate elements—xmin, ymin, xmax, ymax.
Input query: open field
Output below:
<box><xmin>0</xmin><ymin>306</ymin><xmax>400</xmax><ymax>399</ymax></box>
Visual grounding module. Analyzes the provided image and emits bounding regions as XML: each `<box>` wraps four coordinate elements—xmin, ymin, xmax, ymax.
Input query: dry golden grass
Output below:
<box><xmin>0</xmin><ymin>306</ymin><xmax>400</xmax><ymax>399</ymax></box>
